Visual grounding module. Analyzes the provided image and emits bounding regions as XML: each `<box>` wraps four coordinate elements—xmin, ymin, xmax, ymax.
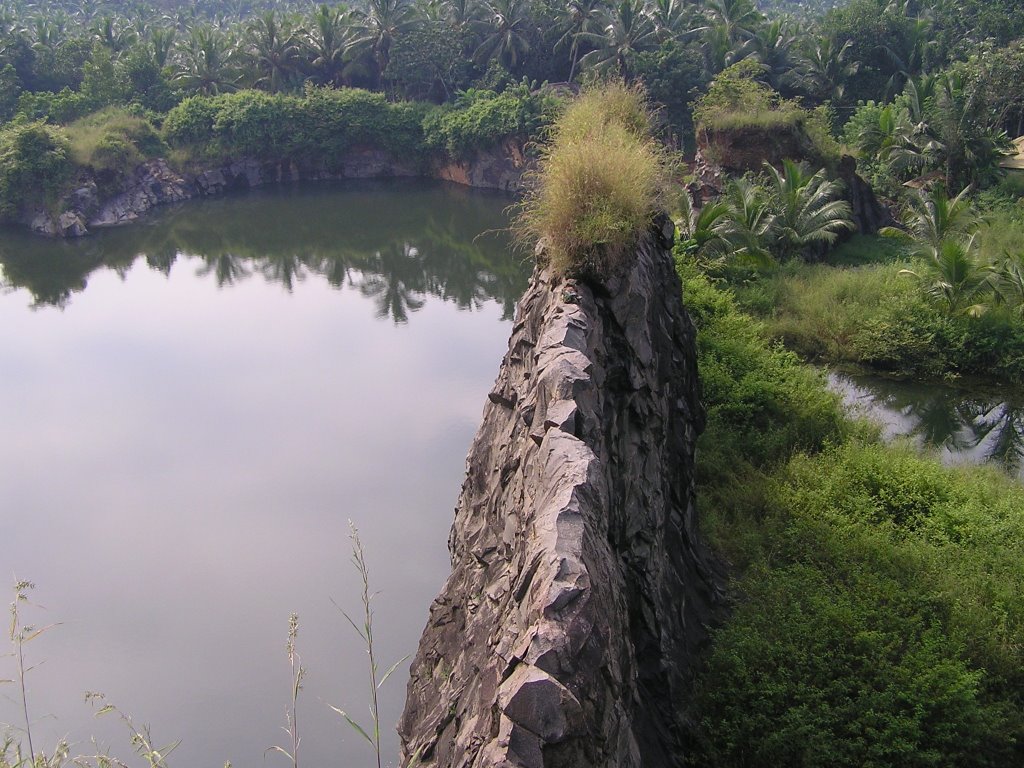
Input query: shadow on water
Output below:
<box><xmin>0</xmin><ymin>180</ymin><xmax>531</xmax><ymax>322</ymax></box>
<box><xmin>829</xmin><ymin>370</ymin><xmax>1024</xmax><ymax>478</ymax></box>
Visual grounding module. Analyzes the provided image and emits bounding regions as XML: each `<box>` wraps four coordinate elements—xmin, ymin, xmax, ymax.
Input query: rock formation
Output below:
<box><xmin>399</xmin><ymin>217</ymin><xmax>723</xmax><ymax>767</ymax></box>
<box><xmin>691</xmin><ymin>128</ymin><xmax>892</xmax><ymax>236</ymax></box>
<box><xmin>23</xmin><ymin>143</ymin><xmax>528</xmax><ymax>237</ymax></box>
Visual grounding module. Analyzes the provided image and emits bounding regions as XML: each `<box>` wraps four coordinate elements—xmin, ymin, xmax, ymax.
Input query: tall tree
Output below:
<box><xmin>245</xmin><ymin>10</ymin><xmax>301</xmax><ymax>93</ymax></box>
<box><xmin>349</xmin><ymin>0</ymin><xmax>416</xmax><ymax>88</ymax></box>
<box><xmin>577</xmin><ymin>0</ymin><xmax>658</xmax><ymax>81</ymax></box>
<box><xmin>471</xmin><ymin>0</ymin><xmax>532</xmax><ymax>73</ymax></box>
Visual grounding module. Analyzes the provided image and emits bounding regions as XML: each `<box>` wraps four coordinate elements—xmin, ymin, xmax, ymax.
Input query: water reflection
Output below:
<box><xmin>0</xmin><ymin>180</ymin><xmax>529</xmax><ymax>322</ymax></box>
<box><xmin>829</xmin><ymin>371</ymin><xmax>1024</xmax><ymax>477</ymax></box>
<box><xmin>0</xmin><ymin>180</ymin><xmax>528</xmax><ymax>768</ymax></box>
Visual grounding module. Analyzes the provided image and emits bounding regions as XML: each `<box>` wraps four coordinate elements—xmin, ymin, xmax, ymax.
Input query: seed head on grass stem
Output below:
<box><xmin>266</xmin><ymin>615</ymin><xmax>304</xmax><ymax>768</ymax></box>
<box><xmin>329</xmin><ymin>522</ymin><xmax>411</xmax><ymax>768</ymax></box>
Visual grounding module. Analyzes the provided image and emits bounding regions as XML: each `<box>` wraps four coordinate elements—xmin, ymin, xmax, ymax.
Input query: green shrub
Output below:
<box><xmin>0</xmin><ymin>121</ymin><xmax>73</xmax><ymax>220</ymax></box>
<box><xmin>691</xmin><ymin>436</ymin><xmax>1024</xmax><ymax>765</ymax></box>
<box><xmin>694</xmin><ymin>61</ymin><xmax>841</xmax><ymax>168</ymax></box>
<box><xmin>422</xmin><ymin>84</ymin><xmax>558</xmax><ymax>156</ymax></box>
<box><xmin>163</xmin><ymin>87</ymin><xmax>431</xmax><ymax>166</ymax></box>
<box><xmin>728</xmin><ymin>253</ymin><xmax>1024</xmax><ymax>384</ymax></box>
<box><xmin>161</xmin><ymin>95</ymin><xmax>220</xmax><ymax>147</ymax></box>
<box><xmin>683</xmin><ymin>236</ymin><xmax>1024</xmax><ymax>768</ymax></box>
<box><xmin>676</xmin><ymin>257</ymin><xmax>851</xmax><ymax>535</ymax></box>
<box><xmin>516</xmin><ymin>82</ymin><xmax>669</xmax><ymax>279</ymax></box>
<box><xmin>16</xmin><ymin>87</ymin><xmax>98</xmax><ymax>124</ymax></box>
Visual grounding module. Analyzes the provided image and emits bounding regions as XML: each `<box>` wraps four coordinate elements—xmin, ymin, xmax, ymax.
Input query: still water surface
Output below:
<box><xmin>0</xmin><ymin>180</ymin><xmax>529</xmax><ymax>768</ymax></box>
<box><xmin>829</xmin><ymin>371</ymin><xmax>1024</xmax><ymax>479</ymax></box>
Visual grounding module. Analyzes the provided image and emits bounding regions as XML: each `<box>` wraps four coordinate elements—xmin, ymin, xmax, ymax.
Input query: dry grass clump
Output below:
<box><xmin>516</xmin><ymin>82</ymin><xmax>670</xmax><ymax>279</ymax></box>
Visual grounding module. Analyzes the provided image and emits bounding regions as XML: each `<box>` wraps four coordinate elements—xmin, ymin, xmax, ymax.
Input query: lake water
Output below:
<box><xmin>829</xmin><ymin>370</ymin><xmax>1024</xmax><ymax>479</ymax></box>
<box><xmin>0</xmin><ymin>180</ymin><xmax>529</xmax><ymax>768</ymax></box>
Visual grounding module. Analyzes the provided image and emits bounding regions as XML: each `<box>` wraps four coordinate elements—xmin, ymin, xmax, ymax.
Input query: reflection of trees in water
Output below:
<box><xmin>970</xmin><ymin>402</ymin><xmax>1024</xmax><ymax>472</ymax></box>
<box><xmin>0</xmin><ymin>185</ymin><xmax>530</xmax><ymax>320</ymax></box>
<box><xmin>844</xmin><ymin>374</ymin><xmax>1024</xmax><ymax>475</ymax></box>
<box><xmin>193</xmin><ymin>252</ymin><xmax>252</xmax><ymax>286</ymax></box>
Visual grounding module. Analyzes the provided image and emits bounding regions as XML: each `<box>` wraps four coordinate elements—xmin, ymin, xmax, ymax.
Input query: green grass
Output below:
<box><xmin>727</xmin><ymin>250</ymin><xmax>1024</xmax><ymax>383</ymax></box>
<box><xmin>516</xmin><ymin>82</ymin><xmax>671</xmax><ymax>279</ymax></box>
<box><xmin>65</xmin><ymin>107</ymin><xmax>165</xmax><ymax>175</ymax></box>
<box><xmin>827</xmin><ymin>233</ymin><xmax>906</xmax><ymax>266</ymax></box>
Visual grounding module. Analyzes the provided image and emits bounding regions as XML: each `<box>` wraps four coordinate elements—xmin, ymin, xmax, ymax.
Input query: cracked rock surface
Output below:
<box><xmin>399</xmin><ymin>220</ymin><xmax>723</xmax><ymax>768</ymax></box>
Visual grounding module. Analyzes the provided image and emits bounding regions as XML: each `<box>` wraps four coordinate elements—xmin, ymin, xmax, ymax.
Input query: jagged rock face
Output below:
<box><xmin>431</xmin><ymin>138</ymin><xmax>528</xmax><ymax>193</ymax></box>
<box><xmin>399</xmin><ymin>220</ymin><xmax>723</xmax><ymax>768</ymax></box>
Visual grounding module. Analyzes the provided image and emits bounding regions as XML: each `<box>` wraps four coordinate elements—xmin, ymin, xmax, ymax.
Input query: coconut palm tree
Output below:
<box><xmin>899</xmin><ymin>234</ymin><xmax>993</xmax><ymax>316</ymax></box>
<box><xmin>577</xmin><ymin>0</ymin><xmax>658</xmax><ymax>81</ymax></box>
<box><xmin>927</xmin><ymin>71</ymin><xmax>1011</xmax><ymax>191</ymax></box>
<box><xmin>748</xmin><ymin>17</ymin><xmax>797</xmax><ymax>94</ymax></box>
<box><xmin>173</xmin><ymin>25</ymin><xmax>241</xmax><ymax>96</ymax></box>
<box><xmin>148</xmin><ymin>26</ymin><xmax>176</xmax><ymax>69</ymax></box>
<box><xmin>303</xmin><ymin>4</ymin><xmax>352</xmax><ymax>86</ymax></box>
<box><xmin>554</xmin><ymin>0</ymin><xmax>602</xmax><ymax>82</ymax></box>
<box><xmin>470</xmin><ymin>0</ymin><xmax>532</xmax><ymax>72</ymax></box>
<box><xmin>765</xmin><ymin>159</ymin><xmax>855</xmax><ymax>259</ymax></box>
<box><xmin>879</xmin><ymin>12</ymin><xmax>934</xmax><ymax>98</ymax></box>
<box><xmin>245</xmin><ymin>10</ymin><xmax>301</xmax><ymax>93</ymax></box>
<box><xmin>90</xmin><ymin>14</ymin><xmax>137</xmax><ymax>59</ymax></box>
<box><xmin>647</xmin><ymin>0</ymin><xmax>691</xmax><ymax>44</ymax></box>
<box><xmin>348</xmin><ymin>0</ymin><xmax>416</xmax><ymax>87</ymax></box>
<box><xmin>796</xmin><ymin>37</ymin><xmax>858</xmax><ymax>106</ymax></box>
<box><xmin>703</xmin><ymin>0</ymin><xmax>761</xmax><ymax>50</ymax></box>
<box><xmin>852</xmin><ymin>103</ymin><xmax>932</xmax><ymax>177</ymax></box>
<box><xmin>676</xmin><ymin>191</ymin><xmax>733</xmax><ymax>259</ymax></box>
<box><xmin>882</xmin><ymin>184</ymin><xmax>977</xmax><ymax>254</ymax></box>
<box><xmin>722</xmin><ymin>177</ymin><xmax>775</xmax><ymax>266</ymax></box>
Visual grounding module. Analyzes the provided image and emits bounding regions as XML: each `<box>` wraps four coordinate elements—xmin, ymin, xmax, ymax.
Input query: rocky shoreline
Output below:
<box><xmin>24</xmin><ymin>140</ymin><xmax>529</xmax><ymax>238</ymax></box>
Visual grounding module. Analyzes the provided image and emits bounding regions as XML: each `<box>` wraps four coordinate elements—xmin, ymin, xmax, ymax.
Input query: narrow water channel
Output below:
<box><xmin>828</xmin><ymin>370</ymin><xmax>1024</xmax><ymax>479</ymax></box>
<box><xmin>0</xmin><ymin>180</ymin><xmax>530</xmax><ymax>768</ymax></box>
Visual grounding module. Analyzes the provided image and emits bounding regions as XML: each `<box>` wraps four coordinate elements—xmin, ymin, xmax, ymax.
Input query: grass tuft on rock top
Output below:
<box><xmin>515</xmin><ymin>81</ymin><xmax>671</xmax><ymax>279</ymax></box>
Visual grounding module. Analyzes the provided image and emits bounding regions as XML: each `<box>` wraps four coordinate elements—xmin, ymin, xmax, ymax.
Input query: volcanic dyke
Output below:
<box><xmin>398</xmin><ymin>217</ymin><xmax>723</xmax><ymax>768</ymax></box>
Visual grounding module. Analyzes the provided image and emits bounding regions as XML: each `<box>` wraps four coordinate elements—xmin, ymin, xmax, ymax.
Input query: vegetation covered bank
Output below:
<box><xmin>2</xmin><ymin>85</ymin><xmax>559</xmax><ymax>236</ymax></box>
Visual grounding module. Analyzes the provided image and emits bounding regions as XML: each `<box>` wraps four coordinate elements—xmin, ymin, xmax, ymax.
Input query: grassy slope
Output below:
<box><xmin>679</xmin><ymin>253</ymin><xmax>1024</xmax><ymax>767</ymax></box>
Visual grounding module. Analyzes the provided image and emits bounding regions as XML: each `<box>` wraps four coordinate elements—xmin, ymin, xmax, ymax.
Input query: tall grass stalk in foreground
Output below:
<box><xmin>267</xmin><ymin>615</ymin><xmax>305</xmax><ymax>768</ymax></box>
<box><xmin>85</xmin><ymin>693</ymin><xmax>179</xmax><ymax>768</ymax></box>
<box><xmin>329</xmin><ymin>522</ymin><xmax>410</xmax><ymax>768</ymax></box>
<box><xmin>6</xmin><ymin>580</ymin><xmax>60</xmax><ymax>767</ymax></box>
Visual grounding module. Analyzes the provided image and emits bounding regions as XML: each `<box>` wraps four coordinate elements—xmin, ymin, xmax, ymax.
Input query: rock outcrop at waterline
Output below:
<box><xmin>23</xmin><ymin>143</ymin><xmax>528</xmax><ymax>237</ymax></box>
<box><xmin>398</xmin><ymin>218</ymin><xmax>723</xmax><ymax>768</ymax></box>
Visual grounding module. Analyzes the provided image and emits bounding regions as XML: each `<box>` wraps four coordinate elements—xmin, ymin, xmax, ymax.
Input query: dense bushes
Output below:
<box><xmin>676</xmin><ymin>256</ymin><xmax>849</xmax><ymax>516</ymax></box>
<box><xmin>516</xmin><ymin>82</ymin><xmax>669</xmax><ymax>279</ymax></box>
<box><xmin>163</xmin><ymin>86</ymin><xmax>552</xmax><ymax>167</ymax></box>
<box><xmin>0</xmin><ymin>120</ymin><xmax>72</xmax><ymax>219</ymax></box>
<box><xmin>681</xmin><ymin>255</ymin><xmax>1024</xmax><ymax>766</ymax></box>
<box><xmin>421</xmin><ymin>84</ymin><xmax>558</xmax><ymax>156</ymax></box>
<box><xmin>691</xmin><ymin>443</ymin><xmax>1024</xmax><ymax>767</ymax></box>
<box><xmin>163</xmin><ymin>87</ymin><xmax>429</xmax><ymax>166</ymax></box>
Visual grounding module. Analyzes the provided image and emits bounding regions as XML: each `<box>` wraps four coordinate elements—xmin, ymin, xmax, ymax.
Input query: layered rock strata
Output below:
<box><xmin>399</xmin><ymin>219</ymin><xmax>723</xmax><ymax>768</ymax></box>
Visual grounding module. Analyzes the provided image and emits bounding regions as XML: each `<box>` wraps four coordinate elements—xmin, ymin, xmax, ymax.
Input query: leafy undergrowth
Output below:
<box><xmin>680</xmin><ymin>252</ymin><xmax>1024</xmax><ymax>766</ymax></box>
<box><xmin>728</xmin><ymin>239</ymin><xmax>1024</xmax><ymax>384</ymax></box>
